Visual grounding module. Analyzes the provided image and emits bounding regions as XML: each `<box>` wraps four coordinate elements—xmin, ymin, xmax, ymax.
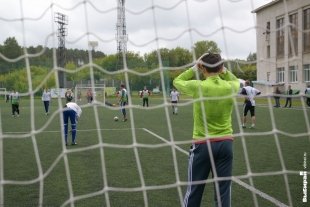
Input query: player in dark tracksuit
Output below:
<box><xmin>174</xmin><ymin>53</ymin><xmax>239</xmax><ymax>207</ymax></box>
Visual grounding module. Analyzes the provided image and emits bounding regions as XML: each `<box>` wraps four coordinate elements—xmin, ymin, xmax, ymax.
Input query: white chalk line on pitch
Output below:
<box><xmin>2</xmin><ymin>126</ymin><xmax>293</xmax><ymax>206</ymax></box>
<box><xmin>142</xmin><ymin>128</ymin><xmax>290</xmax><ymax>207</ymax></box>
<box><xmin>142</xmin><ymin>128</ymin><xmax>188</xmax><ymax>155</ymax></box>
<box><xmin>3</xmin><ymin>127</ymin><xmax>139</xmax><ymax>134</ymax></box>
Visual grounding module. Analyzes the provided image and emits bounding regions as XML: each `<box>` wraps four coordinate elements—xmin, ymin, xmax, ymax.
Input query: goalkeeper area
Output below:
<box><xmin>74</xmin><ymin>85</ymin><xmax>116</xmax><ymax>105</ymax></box>
<box><xmin>1</xmin><ymin>97</ymin><xmax>309</xmax><ymax>206</ymax></box>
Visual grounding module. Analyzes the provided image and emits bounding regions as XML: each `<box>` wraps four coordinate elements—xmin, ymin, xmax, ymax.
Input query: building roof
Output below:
<box><xmin>252</xmin><ymin>0</ymin><xmax>281</xmax><ymax>13</ymax></box>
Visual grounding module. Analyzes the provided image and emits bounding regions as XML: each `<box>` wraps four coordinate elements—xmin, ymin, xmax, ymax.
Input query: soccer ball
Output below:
<box><xmin>114</xmin><ymin>116</ymin><xmax>119</xmax><ymax>121</ymax></box>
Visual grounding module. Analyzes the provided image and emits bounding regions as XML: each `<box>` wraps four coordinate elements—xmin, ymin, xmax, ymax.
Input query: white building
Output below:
<box><xmin>253</xmin><ymin>0</ymin><xmax>310</xmax><ymax>94</ymax></box>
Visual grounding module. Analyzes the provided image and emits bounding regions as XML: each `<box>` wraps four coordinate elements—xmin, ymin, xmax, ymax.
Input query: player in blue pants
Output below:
<box><xmin>185</xmin><ymin>140</ymin><xmax>233</xmax><ymax>207</ymax></box>
<box><xmin>63</xmin><ymin>100</ymin><xmax>82</xmax><ymax>146</ymax></box>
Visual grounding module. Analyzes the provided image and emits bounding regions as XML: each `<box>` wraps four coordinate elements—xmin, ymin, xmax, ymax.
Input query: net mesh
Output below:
<box><xmin>0</xmin><ymin>0</ymin><xmax>309</xmax><ymax>207</ymax></box>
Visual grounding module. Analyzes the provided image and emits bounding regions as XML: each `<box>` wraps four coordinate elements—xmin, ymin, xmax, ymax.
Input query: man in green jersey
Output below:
<box><xmin>173</xmin><ymin>53</ymin><xmax>239</xmax><ymax>207</ymax></box>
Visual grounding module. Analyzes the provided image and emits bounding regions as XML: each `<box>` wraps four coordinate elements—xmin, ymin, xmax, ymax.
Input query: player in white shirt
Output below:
<box><xmin>140</xmin><ymin>86</ymin><xmax>151</xmax><ymax>107</ymax></box>
<box><xmin>41</xmin><ymin>88</ymin><xmax>52</xmax><ymax>115</ymax></box>
<box><xmin>63</xmin><ymin>98</ymin><xmax>82</xmax><ymax>145</ymax></box>
<box><xmin>240</xmin><ymin>80</ymin><xmax>261</xmax><ymax>128</ymax></box>
<box><xmin>305</xmin><ymin>85</ymin><xmax>310</xmax><ymax>107</ymax></box>
<box><xmin>10</xmin><ymin>90</ymin><xmax>20</xmax><ymax>117</ymax></box>
<box><xmin>170</xmin><ymin>88</ymin><xmax>180</xmax><ymax>115</ymax></box>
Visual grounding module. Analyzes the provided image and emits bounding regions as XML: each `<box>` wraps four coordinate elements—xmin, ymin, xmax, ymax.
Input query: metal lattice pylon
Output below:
<box><xmin>55</xmin><ymin>12</ymin><xmax>68</xmax><ymax>88</ymax></box>
<box><xmin>116</xmin><ymin>0</ymin><xmax>127</xmax><ymax>69</ymax></box>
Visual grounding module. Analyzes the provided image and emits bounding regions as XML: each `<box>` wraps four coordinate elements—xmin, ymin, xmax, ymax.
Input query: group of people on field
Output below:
<box><xmin>7</xmin><ymin>51</ymin><xmax>310</xmax><ymax>207</ymax></box>
<box><xmin>273</xmin><ymin>85</ymin><xmax>303</xmax><ymax>108</ymax></box>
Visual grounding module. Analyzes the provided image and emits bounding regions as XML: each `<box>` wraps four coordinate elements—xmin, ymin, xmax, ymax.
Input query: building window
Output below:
<box><xmin>289</xmin><ymin>65</ymin><xmax>298</xmax><ymax>83</ymax></box>
<box><xmin>265</xmin><ymin>21</ymin><xmax>270</xmax><ymax>41</ymax></box>
<box><xmin>304</xmin><ymin>64</ymin><xmax>310</xmax><ymax>82</ymax></box>
<box><xmin>267</xmin><ymin>45</ymin><xmax>270</xmax><ymax>58</ymax></box>
<box><xmin>288</xmin><ymin>13</ymin><xmax>298</xmax><ymax>56</ymax></box>
<box><xmin>267</xmin><ymin>72</ymin><xmax>270</xmax><ymax>81</ymax></box>
<box><xmin>304</xmin><ymin>8</ymin><xmax>310</xmax><ymax>52</ymax></box>
<box><xmin>276</xmin><ymin>18</ymin><xmax>285</xmax><ymax>57</ymax></box>
<box><xmin>276</xmin><ymin>67</ymin><xmax>285</xmax><ymax>83</ymax></box>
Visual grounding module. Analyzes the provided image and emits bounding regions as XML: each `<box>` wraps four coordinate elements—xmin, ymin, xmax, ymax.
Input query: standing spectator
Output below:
<box><xmin>42</xmin><ymin>88</ymin><xmax>52</xmax><ymax>115</ymax></box>
<box><xmin>119</xmin><ymin>84</ymin><xmax>128</xmax><ymax>122</ymax></box>
<box><xmin>6</xmin><ymin>91</ymin><xmax>10</xmax><ymax>103</ymax></box>
<box><xmin>170</xmin><ymin>88</ymin><xmax>180</xmax><ymax>115</ymax></box>
<box><xmin>284</xmin><ymin>85</ymin><xmax>293</xmax><ymax>108</ymax></box>
<box><xmin>65</xmin><ymin>88</ymin><xmax>74</xmax><ymax>103</ymax></box>
<box><xmin>63</xmin><ymin>97</ymin><xmax>82</xmax><ymax>146</ymax></box>
<box><xmin>274</xmin><ymin>87</ymin><xmax>281</xmax><ymax>108</ymax></box>
<box><xmin>10</xmin><ymin>90</ymin><xmax>20</xmax><ymax>117</ymax></box>
<box><xmin>86</xmin><ymin>88</ymin><xmax>93</xmax><ymax>104</ymax></box>
<box><xmin>305</xmin><ymin>85</ymin><xmax>310</xmax><ymax>107</ymax></box>
<box><xmin>240</xmin><ymin>80</ymin><xmax>261</xmax><ymax>128</ymax></box>
<box><xmin>140</xmin><ymin>86</ymin><xmax>151</xmax><ymax>107</ymax></box>
<box><xmin>77</xmin><ymin>90</ymin><xmax>82</xmax><ymax>101</ymax></box>
<box><xmin>174</xmin><ymin>53</ymin><xmax>239</xmax><ymax>207</ymax></box>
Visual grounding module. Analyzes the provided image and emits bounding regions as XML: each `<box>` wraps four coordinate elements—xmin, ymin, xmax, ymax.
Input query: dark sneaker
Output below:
<box><xmin>71</xmin><ymin>142</ymin><xmax>77</xmax><ymax>145</ymax></box>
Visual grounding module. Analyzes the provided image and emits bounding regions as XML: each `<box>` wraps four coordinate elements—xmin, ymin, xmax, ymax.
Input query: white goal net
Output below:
<box><xmin>0</xmin><ymin>0</ymin><xmax>309</xmax><ymax>207</ymax></box>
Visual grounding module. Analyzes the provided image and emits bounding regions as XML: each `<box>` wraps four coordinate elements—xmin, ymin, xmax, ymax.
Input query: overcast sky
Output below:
<box><xmin>0</xmin><ymin>0</ymin><xmax>271</xmax><ymax>59</ymax></box>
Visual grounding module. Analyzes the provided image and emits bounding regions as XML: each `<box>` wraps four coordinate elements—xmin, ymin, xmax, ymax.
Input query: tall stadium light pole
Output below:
<box><xmin>116</xmin><ymin>0</ymin><xmax>127</xmax><ymax>69</ymax></box>
<box><xmin>88</xmin><ymin>41</ymin><xmax>98</xmax><ymax>85</ymax></box>
<box><xmin>88</xmin><ymin>41</ymin><xmax>98</xmax><ymax>54</ymax></box>
<box><xmin>54</xmin><ymin>12</ymin><xmax>68</xmax><ymax>88</ymax></box>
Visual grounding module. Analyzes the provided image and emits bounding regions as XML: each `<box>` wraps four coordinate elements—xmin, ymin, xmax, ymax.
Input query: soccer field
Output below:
<box><xmin>1</xmin><ymin>97</ymin><xmax>309</xmax><ymax>207</ymax></box>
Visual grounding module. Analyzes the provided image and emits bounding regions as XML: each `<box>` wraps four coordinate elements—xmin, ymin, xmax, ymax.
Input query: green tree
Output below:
<box><xmin>2</xmin><ymin>37</ymin><xmax>22</xmax><ymax>59</ymax></box>
<box><xmin>144</xmin><ymin>48</ymin><xmax>170</xmax><ymax>69</ymax></box>
<box><xmin>98</xmin><ymin>54</ymin><xmax>118</xmax><ymax>71</ymax></box>
<box><xmin>169</xmin><ymin>47</ymin><xmax>191</xmax><ymax>67</ymax></box>
<box><xmin>246</xmin><ymin>52</ymin><xmax>257</xmax><ymax>62</ymax></box>
<box><xmin>0</xmin><ymin>37</ymin><xmax>23</xmax><ymax>72</ymax></box>
<box><xmin>193</xmin><ymin>40</ymin><xmax>221</xmax><ymax>58</ymax></box>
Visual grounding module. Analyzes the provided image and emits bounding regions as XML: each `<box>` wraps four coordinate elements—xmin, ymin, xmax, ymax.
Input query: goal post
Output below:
<box><xmin>74</xmin><ymin>84</ymin><xmax>117</xmax><ymax>105</ymax></box>
<box><xmin>0</xmin><ymin>88</ymin><xmax>7</xmax><ymax>101</ymax></box>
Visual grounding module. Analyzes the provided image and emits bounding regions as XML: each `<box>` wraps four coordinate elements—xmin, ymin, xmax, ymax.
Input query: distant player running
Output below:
<box><xmin>240</xmin><ymin>80</ymin><xmax>261</xmax><ymax>128</ymax></box>
<box><xmin>119</xmin><ymin>84</ymin><xmax>128</xmax><ymax>122</ymax></box>
<box><xmin>170</xmin><ymin>88</ymin><xmax>180</xmax><ymax>114</ymax></box>
<box><xmin>42</xmin><ymin>88</ymin><xmax>52</xmax><ymax>115</ymax></box>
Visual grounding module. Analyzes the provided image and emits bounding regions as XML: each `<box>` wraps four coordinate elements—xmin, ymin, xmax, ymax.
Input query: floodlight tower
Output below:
<box><xmin>116</xmin><ymin>0</ymin><xmax>128</xmax><ymax>69</ymax></box>
<box><xmin>88</xmin><ymin>41</ymin><xmax>98</xmax><ymax>54</ymax></box>
<box><xmin>55</xmin><ymin>12</ymin><xmax>68</xmax><ymax>88</ymax></box>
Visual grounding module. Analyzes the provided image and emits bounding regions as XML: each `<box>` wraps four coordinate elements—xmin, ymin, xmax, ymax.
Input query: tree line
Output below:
<box><xmin>0</xmin><ymin>37</ymin><xmax>256</xmax><ymax>93</ymax></box>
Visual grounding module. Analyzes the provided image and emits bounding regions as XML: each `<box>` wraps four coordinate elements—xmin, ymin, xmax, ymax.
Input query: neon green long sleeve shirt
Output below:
<box><xmin>173</xmin><ymin>68</ymin><xmax>239</xmax><ymax>140</ymax></box>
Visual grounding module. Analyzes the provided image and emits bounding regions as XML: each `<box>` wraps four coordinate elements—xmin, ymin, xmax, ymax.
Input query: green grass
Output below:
<box><xmin>1</xmin><ymin>96</ymin><xmax>309</xmax><ymax>207</ymax></box>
